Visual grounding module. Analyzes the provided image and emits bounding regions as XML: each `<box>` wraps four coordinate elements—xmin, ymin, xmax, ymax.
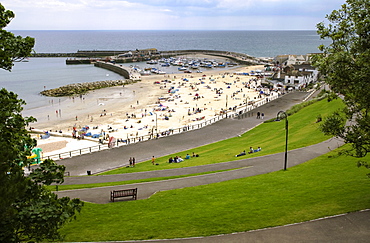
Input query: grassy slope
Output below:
<box><xmin>59</xmin><ymin>98</ymin><xmax>370</xmax><ymax>241</ymax></box>
<box><xmin>61</xmin><ymin>145</ymin><xmax>370</xmax><ymax>241</ymax></box>
<box><xmin>100</xmin><ymin>98</ymin><xmax>343</xmax><ymax>175</ymax></box>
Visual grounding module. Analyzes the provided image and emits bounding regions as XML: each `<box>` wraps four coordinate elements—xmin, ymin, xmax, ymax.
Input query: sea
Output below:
<box><xmin>0</xmin><ymin>30</ymin><xmax>330</xmax><ymax>111</ymax></box>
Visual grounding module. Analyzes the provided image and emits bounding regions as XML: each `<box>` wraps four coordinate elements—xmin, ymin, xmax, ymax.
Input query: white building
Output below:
<box><xmin>283</xmin><ymin>65</ymin><xmax>319</xmax><ymax>89</ymax></box>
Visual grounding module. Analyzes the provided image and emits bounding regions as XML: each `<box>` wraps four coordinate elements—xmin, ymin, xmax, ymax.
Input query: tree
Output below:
<box><xmin>312</xmin><ymin>0</ymin><xmax>370</xmax><ymax>173</ymax></box>
<box><xmin>0</xmin><ymin>4</ymin><xmax>83</xmax><ymax>242</ymax></box>
<box><xmin>0</xmin><ymin>4</ymin><xmax>35</xmax><ymax>71</ymax></box>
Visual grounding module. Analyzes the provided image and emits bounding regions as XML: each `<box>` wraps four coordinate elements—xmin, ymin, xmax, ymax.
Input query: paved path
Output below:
<box><xmin>56</xmin><ymin>138</ymin><xmax>344</xmax><ymax>203</ymax></box>
<box><xmin>116</xmin><ymin>209</ymin><xmax>370</xmax><ymax>243</ymax></box>
<box><xmin>59</xmin><ymin>92</ymin><xmax>310</xmax><ymax>176</ymax></box>
<box><xmin>54</xmin><ymin>90</ymin><xmax>370</xmax><ymax>242</ymax></box>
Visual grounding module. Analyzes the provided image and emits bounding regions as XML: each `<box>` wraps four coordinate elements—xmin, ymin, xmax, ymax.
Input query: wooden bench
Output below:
<box><xmin>110</xmin><ymin>188</ymin><xmax>137</xmax><ymax>202</ymax></box>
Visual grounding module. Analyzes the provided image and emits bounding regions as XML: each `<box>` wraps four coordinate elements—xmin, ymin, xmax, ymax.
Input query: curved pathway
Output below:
<box><xmin>117</xmin><ymin>209</ymin><xmax>370</xmax><ymax>243</ymax></box>
<box><xmin>59</xmin><ymin>91</ymin><xmax>310</xmax><ymax>176</ymax></box>
<box><xmin>56</xmin><ymin>138</ymin><xmax>343</xmax><ymax>204</ymax></box>
<box><xmin>55</xmin><ymin>90</ymin><xmax>370</xmax><ymax>242</ymax></box>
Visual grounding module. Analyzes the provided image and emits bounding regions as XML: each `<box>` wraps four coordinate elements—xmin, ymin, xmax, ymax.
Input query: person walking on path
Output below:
<box><xmin>152</xmin><ymin>156</ymin><xmax>155</xmax><ymax>165</ymax></box>
<box><xmin>129</xmin><ymin>157</ymin><xmax>133</xmax><ymax>167</ymax></box>
<box><xmin>261</xmin><ymin>113</ymin><xmax>264</xmax><ymax>119</ymax></box>
<box><xmin>257</xmin><ymin>111</ymin><xmax>260</xmax><ymax>119</ymax></box>
<box><xmin>132</xmin><ymin>157</ymin><xmax>136</xmax><ymax>167</ymax></box>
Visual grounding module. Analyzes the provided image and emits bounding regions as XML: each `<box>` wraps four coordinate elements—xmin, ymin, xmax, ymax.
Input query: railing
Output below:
<box><xmin>45</xmin><ymin>93</ymin><xmax>280</xmax><ymax>161</ymax></box>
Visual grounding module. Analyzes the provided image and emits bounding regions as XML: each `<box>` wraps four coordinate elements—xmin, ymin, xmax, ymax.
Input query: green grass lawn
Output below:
<box><xmin>99</xmin><ymin>98</ymin><xmax>344</xmax><ymax>175</ymax></box>
<box><xmin>61</xmin><ymin>145</ymin><xmax>370</xmax><ymax>242</ymax></box>
<box><xmin>58</xmin><ymin>97</ymin><xmax>370</xmax><ymax>242</ymax></box>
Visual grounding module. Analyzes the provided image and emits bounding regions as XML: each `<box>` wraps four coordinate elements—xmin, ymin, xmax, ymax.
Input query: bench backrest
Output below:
<box><xmin>113</xmin><ymin>189</ymin><xmax>136</xmax><ymax>197</ymax></box>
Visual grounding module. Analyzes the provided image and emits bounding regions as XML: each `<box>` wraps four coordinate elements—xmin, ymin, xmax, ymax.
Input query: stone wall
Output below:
<box><xmin>40</xmin><ymin>79</ymin><xmax>137</xmax><ymax>97</ymax></box>
<box><xmin>94</xmin><ymin>61</ymin><xmax>130</xmax><ymax>79</ymax></box>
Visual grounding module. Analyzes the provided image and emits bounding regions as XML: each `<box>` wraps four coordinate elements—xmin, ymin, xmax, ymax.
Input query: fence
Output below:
<box><xmin>45</xmin><ymin>93</ymin><xmax>280</xmax><ymax>161</ymax></box>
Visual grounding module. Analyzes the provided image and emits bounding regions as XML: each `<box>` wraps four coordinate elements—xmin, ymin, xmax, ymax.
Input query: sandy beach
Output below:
<box><xmin>26</xmin><ymin>59</ymin><xmax>276</xmax><ymax>155</ymax></box>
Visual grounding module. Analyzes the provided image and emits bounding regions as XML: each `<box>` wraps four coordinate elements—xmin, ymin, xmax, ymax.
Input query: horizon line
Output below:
<box><xmin>7</xmin><ymin>29</ymin><xmax>317</xmax><ymax>32</ymax></box>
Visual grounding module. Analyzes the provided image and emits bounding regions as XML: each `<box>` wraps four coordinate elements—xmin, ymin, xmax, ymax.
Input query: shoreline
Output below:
<box><xmin>26</xmin><ymin>62</ymin><xmax>276</xmax><ymax>155</ymax></box>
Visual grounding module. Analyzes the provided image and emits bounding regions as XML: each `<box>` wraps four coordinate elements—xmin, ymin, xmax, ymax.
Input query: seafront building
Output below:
<box><xmin>271</xmin><ymin>54</ymin><xmax>320</xmax><ymax>90</ymax></box>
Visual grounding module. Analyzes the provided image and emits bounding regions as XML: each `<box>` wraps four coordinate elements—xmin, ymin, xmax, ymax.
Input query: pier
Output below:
<box><xmin>32</xmin><ymin>49</ymin><xmax>271</xmax><ymax>65</ymax></box>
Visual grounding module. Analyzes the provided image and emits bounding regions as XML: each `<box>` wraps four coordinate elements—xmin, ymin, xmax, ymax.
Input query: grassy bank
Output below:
<box><xmin>61</xmin><ymin>144</ymin><xmax>370</xmax><ymax>241</ymax></box>
<box><xmin>100</xmin><ymin>97</ymin><xmax>344</xmax><ymax>175</ymax></box>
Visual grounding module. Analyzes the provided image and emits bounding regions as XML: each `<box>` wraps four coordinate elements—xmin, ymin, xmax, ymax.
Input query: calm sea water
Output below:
<box><xmin>1</xmin><ymin>30</ymin><xmax>330</xmax><ymax>111</ymax></box>
<box><xmin>11</xmin><ymin>30</ymin><xmax>327</xmax><ymax>57</ymax></box>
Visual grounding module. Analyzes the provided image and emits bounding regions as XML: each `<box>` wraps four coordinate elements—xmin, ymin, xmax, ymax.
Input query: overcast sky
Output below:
<box><xmin>3</xmin><ymin>0</ymin><xmax>345</xmax><ymax>30</ymax></box>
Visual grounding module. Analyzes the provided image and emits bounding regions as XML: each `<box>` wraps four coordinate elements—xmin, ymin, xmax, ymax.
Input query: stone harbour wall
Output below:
<box><xmin>94</xmin><ymin>61</ymin><xmax>131</xmax><ymax>79</ymax></box>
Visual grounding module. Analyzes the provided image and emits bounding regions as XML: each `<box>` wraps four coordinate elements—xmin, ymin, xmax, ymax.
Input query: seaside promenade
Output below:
<box><xmin>53</xmin><ymin>90</ymin><xmax>370</xmax><ymax>243</ymax></box>
<box><xmin>58</xmin><ymin>91</ymin><xmax>308</xmax><ymax>176</ymax></box>
<box><xmin>55</xmin><ymin>90</ymin><xmax>370</xmax><ymax>242</ymax></box>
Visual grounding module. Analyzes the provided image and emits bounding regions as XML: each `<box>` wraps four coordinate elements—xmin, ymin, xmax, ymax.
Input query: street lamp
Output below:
<box><xmin>154</xmin><ymin>112</ymin><xmax>158</xmax><ymax>138</ymax></box>
<box><xmin>225</xmin><ymin>94</ymin><xmax>228</xmax><ymax>117</ymax></box>
<box><xmin>245</xmin><ymin>96</ymin><xmax>250</xmax><ymax>113</ymax></box>
<box><xmin>276</xmin><ymin>111</ymin><xmax>288</xmax><ymax>170</ymax></box>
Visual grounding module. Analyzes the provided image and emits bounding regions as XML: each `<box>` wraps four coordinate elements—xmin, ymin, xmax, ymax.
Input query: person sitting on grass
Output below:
<box><xmin>185</xmin><ymin>154</ymin><xmax>191</xmax><ymax>159</ymax></box>
<box><xmin>235</xmin><ymin>150</ymin><xmax>246</xmax><ymax>157</ymax></box>
<box><xmin>254</xmin><ymin>147</ymin><xmax>262</xmax><ymax>152</ymax></box>
<box><xmin>248</xmin><ymin>147</ymin><xmax>254</xmax><ymax>154</ymax></box>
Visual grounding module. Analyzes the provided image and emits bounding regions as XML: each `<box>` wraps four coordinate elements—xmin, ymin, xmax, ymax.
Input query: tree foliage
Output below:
<box><xmin>312</xmin><ymin>0</ymin><xmax>370</xmax><ymax>160</ymax></box>
<box><xmin>0</xmin><ymin>4</ymin><xmax>35</xmax><ymax>71</ymax></box>
<box><xmin>0</xmin><ymin>4</ymin><xmax>83</xmax><ymax>242</ymax></box>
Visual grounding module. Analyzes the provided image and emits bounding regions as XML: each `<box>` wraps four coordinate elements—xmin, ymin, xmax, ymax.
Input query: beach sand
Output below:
<box><xmin>26</xmin><ymin>61</ymin><xmax>273</xmax><ymax>154</ymax></box>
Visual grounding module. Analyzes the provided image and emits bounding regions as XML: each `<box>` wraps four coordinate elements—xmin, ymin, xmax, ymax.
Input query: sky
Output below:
<box><xmin>3</xmin><ymin>0</ymin><xmax>346</xmax><ymax>30</ymax></box>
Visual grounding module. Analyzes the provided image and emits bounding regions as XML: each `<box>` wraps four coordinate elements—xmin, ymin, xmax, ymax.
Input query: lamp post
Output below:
<box><xmin>225</xmin><ymin>94</ymin><xmax>228</xmax><ymax>117</ymax></box>
<box><xmin>245</xmin><ymin>96</ymin><xmax>250</xmax><ymax>113</ymax></box>
<box><xmin>276</xmin><ymin>111</ymin><xmax>288</xmax><ymax>170</ymax></box>
<box><xmin>154</xmin><ymin>112</ymin><xmax>158</xmax><ymax>137</ymax></box>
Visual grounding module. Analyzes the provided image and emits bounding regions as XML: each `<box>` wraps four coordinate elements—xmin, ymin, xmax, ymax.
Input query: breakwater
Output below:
<box><xmin>40</xmin><ymin>79</ymin><xmax>137</xmax><ymax>97</ymax></box>
<box><xmin>94</xmin><ymin>61</ymin><xmax>131</xmax><ymax>79</ymax></box>
<box><xmin>32</xmin><ymin>49</ymin><xmax>270</xmax><ymax>65</ymax></box>
<box><xmin>74</xmin><ymin>49</ymin><xmax>269</xmax><ymax>64</ymax></box>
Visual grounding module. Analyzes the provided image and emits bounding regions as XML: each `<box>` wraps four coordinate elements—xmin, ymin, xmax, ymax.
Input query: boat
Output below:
<box><xmin>140</xmin><ymin>71</ymin><xmax>151</xmax><ymax>75</ymax></box>
<box><xmin>178</xmin><ymin>67</ymin><xmax>187</xmax><ymax>71</ymax></box>
<box><xmin>150</xmin><ymin>68</ymin><xmax>166</xmax><ymax>74</ymax></box>
<box><xmin>146</xmin><ymin>60</ymin><xmax>158</xmax><ymax>65</ymax></box>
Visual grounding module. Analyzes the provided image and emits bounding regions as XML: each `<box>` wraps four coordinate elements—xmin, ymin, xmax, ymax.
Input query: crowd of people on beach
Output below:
<box><xmin>61</xmin><ymin>70</ymin><xmax>277</xmax><ymax>149</ymax></box>
<box><xmin>35</xmin><ymin>64</ymin><xmax>280</xmax><ymax>161</ymax></box>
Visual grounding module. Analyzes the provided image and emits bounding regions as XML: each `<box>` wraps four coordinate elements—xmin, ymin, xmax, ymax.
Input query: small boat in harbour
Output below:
<box><xmin>147</xmin><ymin>60</ymin><xmax>158</xmax><ymax>64</ymax></box>
<box><xmin>140</xmin><ymin>70</ymin><xmax>151</xmax><ymax>75</ymax></box>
